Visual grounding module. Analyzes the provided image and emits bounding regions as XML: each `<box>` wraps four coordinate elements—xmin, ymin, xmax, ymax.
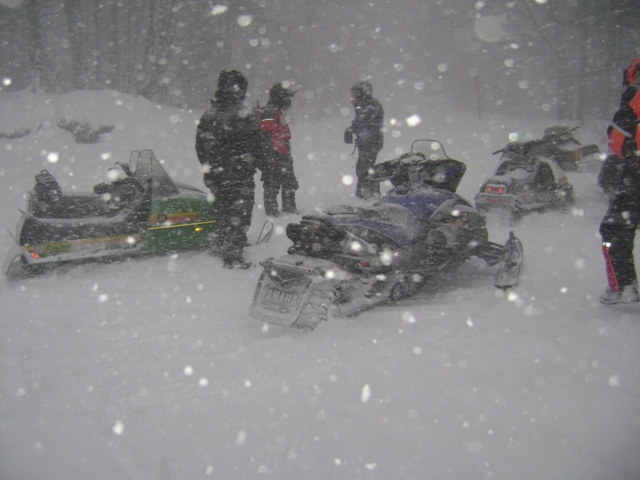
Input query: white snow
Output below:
<box><xmin>0</xmin><ymin>90</ymin><xmax>639</xmax><ymax>479</ymax></box>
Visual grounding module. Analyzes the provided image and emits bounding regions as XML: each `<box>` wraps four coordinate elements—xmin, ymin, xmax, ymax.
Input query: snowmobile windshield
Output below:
<box><xmin>131</xmin><ymin>150</ymin><xmax>180</xmax><ymax>198</ymax></box>
<box><xmin>410</xmin><ymin>139</ymin><xmax>448</xmax><ymax>161</ymax></box>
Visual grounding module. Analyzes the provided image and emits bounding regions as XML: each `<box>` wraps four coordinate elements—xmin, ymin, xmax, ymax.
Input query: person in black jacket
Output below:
<box><xmin>195</xmin><ymin>70</ymin><xmax>264</xmax><ymax>269</ymax></box>
<box><xmin>344</xmin><ymin>81</ymin><xmax>384</xmax><ymax>200</ymax></box>
<box><xmin>599</xmin><ymin>57</ymin><xmax>640</xmax><ymax>304</ymax></box>
<box><xmin>258</xmin><ymin>83</ymin><xmax>298</xmax><ymax>217</ymax></box>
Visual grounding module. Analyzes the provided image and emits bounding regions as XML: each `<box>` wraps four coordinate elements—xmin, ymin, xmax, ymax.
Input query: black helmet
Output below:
<box><xmin>350</xmin><ymin>80</ymin><xmax>373</xmax><ymax>101</ymax></box>
<box><xmin>268</xmin><ymin>82</ymin><xmax>295</xmax><ymax>110</ymax></box>
<box><xmin>215</xmin><ymin>70</ymin><xmax>248</xmax><ymax>103</ymax></box>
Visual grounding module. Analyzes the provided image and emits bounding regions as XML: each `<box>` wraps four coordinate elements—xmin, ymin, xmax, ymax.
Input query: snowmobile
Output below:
<box><xmin>3</xmin><ymin>149</ymin><xmax>218</xmax><ymax>277</ymax></box>
<box><xmin>250</xmin><ymin>140</ymin><xmax>523</xmax><ymax>330</ymax></box>
<box><xmin>530</xmin><ymin>126</ymin><xmax>600</xmax><ymax>172</ymax></box>
<box><xmin>474</xmin><ymin>138</ymin><xmax>577</xmax><ymax>224</ymax></box>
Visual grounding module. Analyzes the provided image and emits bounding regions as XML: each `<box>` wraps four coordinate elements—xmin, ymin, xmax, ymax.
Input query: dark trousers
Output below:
<box><xmin>600</xmin><ymin>193</ymin><xmax>639</xmax><ymax>290</ymax></box>
<box><xmin>212</xmin><ymin>186</ymin><xmax>255</xmax><ymax>263</ymax></box>
<box><xmin>262</xmin><ymin>157</ymin><xmax>299</xmax><ymax>215</ymax></box>
<box><xmin>355</xmin><ymin>144</ymin><xmax>381</xmax><ymax>200</ymax></box>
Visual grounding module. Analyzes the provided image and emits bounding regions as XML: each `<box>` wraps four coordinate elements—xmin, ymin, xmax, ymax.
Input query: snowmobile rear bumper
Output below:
<box><xmin>475</xmin><ymin>193</ymin><xmax>517</xmax><ymax>211</ymax></box>
<box><xmin>250</xmin><ymin>255</ymin><xmax>413</xmax><ymax>329</ymax></box>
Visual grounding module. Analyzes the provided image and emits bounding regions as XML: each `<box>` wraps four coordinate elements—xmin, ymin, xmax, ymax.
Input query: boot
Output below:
<box><xmin>600</xmin><ymin>283</ymin><xmax>639</xmax><ymax>305</ymax></box>
<box><xmin>282</xmin><ymin>189</ymin><xmax>298</xmax><ymax>214</ymax></box>
<box><xmin>263</xmin><ymin>188</ymin><xmax>280</xmax><ymax>217</ymax></box>
<box><xmin>223</xmin><ymin>258</ymin><xmax>252</xmax><ymax>269</ymax></box>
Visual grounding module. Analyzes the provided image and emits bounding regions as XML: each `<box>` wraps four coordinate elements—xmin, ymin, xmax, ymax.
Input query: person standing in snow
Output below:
<box><xmin>258</xmin><ymin>82</ymin><xmax>299</xmax><ymax>217</ymax></box>
<box><xmin>195</xmin><ymin>70</ymin><xmax>265</xmax><ymax>269</ymax></box>
<box><xmin>344</xmin><ymin>80</ymin><xmax>384</xmax><ymax>200</ymax></box>
<box><xmin>599</xmin><ymin>57</ymin><xmax>640</xmax><ymax>304</ymax></box>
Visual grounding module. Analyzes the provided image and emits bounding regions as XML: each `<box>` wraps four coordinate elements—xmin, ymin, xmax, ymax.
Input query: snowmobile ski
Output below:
<box><xmin>255</xmin><ymin>220</ymin><xmax>274</xmax><ymax>245</ymax></box>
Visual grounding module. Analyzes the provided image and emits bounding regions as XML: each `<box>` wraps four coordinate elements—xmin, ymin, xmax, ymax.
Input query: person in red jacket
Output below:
<box><xmin>258</xmin><ymin>83</ymin><xmax>298</xmax><ymax>217</ymax></box>
<box><xmin>599</xmin><ymin>57</ymin><xmax>640</xmax><ymax>304</ymax></box>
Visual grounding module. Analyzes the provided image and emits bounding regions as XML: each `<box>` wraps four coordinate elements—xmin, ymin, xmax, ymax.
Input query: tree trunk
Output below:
<box><xmin>26</xmin><ymin>0</ymin><xmax>45</xmax><ymax>91</ymax></box>
<box><xmin>64</xmin><ymin>0</ymin><xmax>84</xmax><ymax>90</ymax></box>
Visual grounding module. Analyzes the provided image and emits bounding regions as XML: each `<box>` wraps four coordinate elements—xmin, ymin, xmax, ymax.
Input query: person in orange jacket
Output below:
<box><xmin>599</xmin><ymin>57</ymin><xmax>640</xmax><ymax>304</ymax></box>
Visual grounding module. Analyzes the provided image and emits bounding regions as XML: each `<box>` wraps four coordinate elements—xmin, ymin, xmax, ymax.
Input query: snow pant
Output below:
<box><xmin>600</xmin><ymin>192</ymin><xmax>640</xmax><ymax>290</ymax></box>
<box><xmin>211</xmin><ymin>185</ymin><xmax>255</xmax><ymax>264</ymax></box>
<box><xmin>355</xmin><ymin>144</ymin><xmax>381</xmax><ymax>200</ymax></box>
<box><xmin>262</xmin><ymin>156</ymin><xmax>299</xmax><ymax>216</ymax></box>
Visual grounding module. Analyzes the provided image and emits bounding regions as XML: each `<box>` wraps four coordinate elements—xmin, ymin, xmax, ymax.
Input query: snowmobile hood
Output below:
<box><xmin>380</xmin><ymin>186</ymin><xmax>459</xmax><ymax>221</ymax></box>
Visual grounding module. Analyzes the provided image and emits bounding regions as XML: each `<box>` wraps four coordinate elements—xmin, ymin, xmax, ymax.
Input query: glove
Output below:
<box><xmin>344</xmin><ymin>127</ymin><xmax>353</xmax><ymax>145</ymax></box>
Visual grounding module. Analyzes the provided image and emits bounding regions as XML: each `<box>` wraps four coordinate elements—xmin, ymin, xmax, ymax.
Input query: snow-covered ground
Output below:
<box><xmin>0</xmin><ymin>90</ymin><xmax>639</xmax><ymax>480</ymax></box>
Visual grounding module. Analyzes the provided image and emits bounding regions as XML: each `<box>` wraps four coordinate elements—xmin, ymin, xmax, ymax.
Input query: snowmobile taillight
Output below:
<box><xmin>24</xmin><ymin>246</ymin><xmax>39</xmax><ymax>259</ymax></box>
<box><xmin>486</xmin><ymin>185</ymin><xmax>505</xmax><ymax>194</ymax></box>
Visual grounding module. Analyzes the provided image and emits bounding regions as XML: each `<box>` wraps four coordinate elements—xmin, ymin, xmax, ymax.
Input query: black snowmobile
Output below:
<box><xmin>474</xmin><ymin>139</ymin><xmax>576</xmax><ymax>224</ymax></box>
<box><xmin>529</xmin><ymin>126</ymin><xmax>601</xmax><ymax>172</ymax></box>
<box><xmin>250</xmin><ymin>140</ymin><xmax>523</xmax><ymax>329</ymax></box>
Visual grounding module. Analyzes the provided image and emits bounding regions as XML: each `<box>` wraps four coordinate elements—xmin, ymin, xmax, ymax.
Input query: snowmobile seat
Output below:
<box><xmin>30</xmin><ymin>168</ymin><xmax>115</xmax><ymax>219</ymax></box>
<box><xmin>19</xmin><ymin>180</ymin><xmax>153</xmax><ymax>247</ymax></box>
<box><xmin>30</xmin><ymin>193</ymin><xmax>121</xmax><ymax>219</ymax></box>
<box><xmin>29</xmin><ymin>175</ymin><xmax>146</xmax><ymax>220</ymax></box>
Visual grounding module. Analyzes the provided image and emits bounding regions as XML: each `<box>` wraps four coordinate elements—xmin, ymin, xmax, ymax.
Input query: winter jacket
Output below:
<box><xmin>350</xmin><ymin>97</ymin><xmax>384</xmax><ymax>150</ymax></box>
<box><xmin>606</xmin><ymin>83</ymin><xmax>640</xmax><ymax>197</ymax></box>
<box><xmin>259</xmin><ymin>105</ymin><xmax>291</xmax><ymax>156</ymax></box>
<box><xmin>195</xmin><ymin>99</ymin><xmax>264</xmax><ymax>191</ymax></box>
<box><xmin>608</xmin><ymin>83</ymin><xmax>640</xmax><ymax>160</ymax></box>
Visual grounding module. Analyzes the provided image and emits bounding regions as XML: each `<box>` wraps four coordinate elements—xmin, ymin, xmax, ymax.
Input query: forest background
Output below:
<box><xmin>1</xmin><ymin>0</ymin><xmax>639</xmax><ymax>123</ymax></box>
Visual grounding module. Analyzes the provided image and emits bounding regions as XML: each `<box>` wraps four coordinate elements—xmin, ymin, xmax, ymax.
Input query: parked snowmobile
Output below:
<box><xmin>532</xmin><ymin>126</ymin><xmax>601</xmax><ymax>172</ymax></box>
<box><xmin>474</xmin><ymin>138</ymin><xmax>577</xmax><ymax>224</ymax></box>
<box><xmin>3</xmin><ymin>150</ymin><xmax>217</xmax><ymax>277</ymax></box>
<box><xmin>250</xmin><ymin>140</ymin><xmax>523</xmax><ymax>330</ymax></box>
